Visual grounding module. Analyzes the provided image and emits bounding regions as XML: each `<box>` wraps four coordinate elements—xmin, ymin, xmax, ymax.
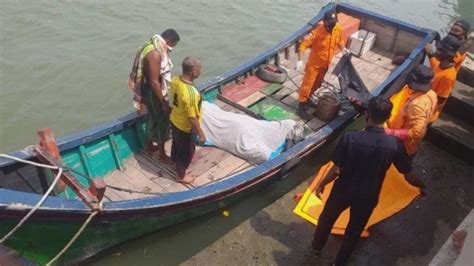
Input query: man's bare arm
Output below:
<box><xmin>144</xmin><ymin>51</ymin><xmax>164</xmax><ymax>103</ymax></box>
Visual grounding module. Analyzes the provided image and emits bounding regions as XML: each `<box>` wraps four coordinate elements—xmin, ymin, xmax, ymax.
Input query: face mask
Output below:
<box><xmin>450</xmin><ymin>24</ymin><xmax>466</xmax><ymax>40</ymax></box>
<box><xmin>325</xmin><ymin>21</ymin><xmax>336</xmax><ymax>32</ymax></box>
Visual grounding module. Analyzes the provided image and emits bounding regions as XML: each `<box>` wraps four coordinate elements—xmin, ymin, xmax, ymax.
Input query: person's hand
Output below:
<box><xmin>295</xmin><ymin>60</ymin><xmax>304</xmax><ymax>71</ymax></box>
<box><xmin>162</xmin><ymin>102</ymin><xmax>171</xmax><ymax>114</ymax></box>
<box><xmin>385</xmin><ymin>128</ymin><xmax>395</xmax><ymax>135</ymax></box>
<box><xmin>314</xmin><ymin>184</ymin><xmax>325</xmax><ymax>198</ymax></box>
<box><xmin>343</xmin><ymin>47</ymin><xmax>351</xmax><ymax>55</ymax></box>
<box><xmin>452</xmin><ymin>230</ymin><xmax>467</xmax><ymax>253</ymax></box>
<box><xmin>424</xmin><ymin>43</ymin><xmax>435</xmax><ymax>55</ymax></box>
<box><xmin>198</xmin><ymin>133</ymin><xmax>206</xmax><ymax>145</ymax></box>
<box><xmin>348</xmin><ymin>96</ymin><xmax>362</xmax><ymax>106</ymax></box>
<box><xmin>347</xmin><ymin>96</ymin><xmax>367</xmax><ymax>114</ymax></box>
<box><xmin>384</xmin><ymin>128</ymin><xmax>409</xmax><ymax>140</ymax></box>
<box><xmin>136</xmin><ymin>105</ymin><xmax>146</xmax><ymax>115</ymax></box>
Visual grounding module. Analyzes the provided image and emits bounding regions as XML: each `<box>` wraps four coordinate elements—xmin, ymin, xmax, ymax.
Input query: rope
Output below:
<box><xmin>46</xmin><ymin>209</ymin><xmax>99</xmax><ymax>266</ymax></box>
<box><xmin>0</xmin><ymin>154</ymin><xmax>63</xmax><ymax>243</ymax></box>
<box><xmin>0</xmin><ymin>154</ymin><xmax>59</xmax><ymax>170</ymax></box>
<box><xmin>0</xmin><ymin>153</ymin><xmax>103</xmax><ymax>264</ymax></box>
<box><xmin>286</xmin><ymin>74</ymin><xmax>300</xmax><ymax>89</ymax></box>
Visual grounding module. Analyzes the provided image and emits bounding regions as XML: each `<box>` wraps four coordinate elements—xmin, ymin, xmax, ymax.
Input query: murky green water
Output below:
<box><xmin>1</xmin><ymin>0</ymin><xmax>472</xmax><ymax>265</ymax></box>
<box><xmin>1</xmin><ymin>0</ymin><xmax>471</xmax><ymax>153</ymax></box>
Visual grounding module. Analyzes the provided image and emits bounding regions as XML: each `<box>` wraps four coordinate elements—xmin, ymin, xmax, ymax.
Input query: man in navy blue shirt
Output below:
<box><xmin>312</xmin><ymin>96</ymin><xmax>424</xmax><ymax>265</ymax></box>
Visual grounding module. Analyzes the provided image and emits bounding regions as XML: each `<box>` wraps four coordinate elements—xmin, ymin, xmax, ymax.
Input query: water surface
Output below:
<box><xmin>1</xmin><ymin>0</ymin><xmax>469</xmax><ymax>152</ymax></box>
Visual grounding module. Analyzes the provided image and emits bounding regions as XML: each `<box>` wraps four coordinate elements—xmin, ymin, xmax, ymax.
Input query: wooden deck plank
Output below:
<box><xmin>187</xmin><ymin>147</ymin><xmax>231</xmax><ymax>178</ymax></box>
<box><xmin>132</xmin><ymin>153</ymin><xmax>190</xmax><ymax>192</ymax></box>
<box><xmin>226</xmin><ymin>161</ymin><xmax>253</xmax><ymax>177</ymax></box>
<box><xmin>281</xmin><ymin>92</ymin><xmax>299</xmax><ymax>109</ymax></box>
<box><xmin>163</xmin><ymin>140</ymin><xmax>237</xmax><ymax>180</ymax></box>
<box><xmin>104</xmin><ymin>188</ymin><xmax>125</xmax><ymax>201</ymax></box>
<box><xmin>122</xmin><ymin>160</ymin><xmax>169</xmax><ymax>194</ymax></box>
<box><xmin>358</xmin><ymin>48</ymin><xmax>396</xmax><ymax>71</ymax></box>
<box><xmin>193</xmin><ymin>156</ymin><xmax>251</xmax><ymax>187</ymax></box>
<box><xmin>197</xmin><ymin>160</ymin><xmax>253</xmax><ymax>187</ymax></box>
<box><xmin>238</xmin><ymin>91</ymin><xmax>267</xmax><ymax>107</ymax></box>
<box><xmin>104</xmin><ymin>170</ymin><xmax>154</xmax><ymax>200</ymax></box>
<box><xmin>152</xmin><ymin>142</ymin><xmax>234</xmax><ymax>179</ymax></box>
<box><xmin>151</xmin><ymin>141</ymin><xmax>252</xmax><ymax>187</ymax></box>
<box><xmin>306</xmin><ymin>117</ymin><xmax>326</xmax><ymax>131</ymax></box>
<box><xmin>273</xmin><ymin>87</ymin><xmax>294</xmax><ymax>100</ymax></box>
<box><xmin>215</xmin><ymin>99</ymin><xmax>246</xmax><ymax>114</ymax></box>
<box><xmin>282</xmin><ymin>74</ymin><xmax>302</xmax><ymax>91</ymax></box>
<box><xmin>221</xmin><ymin>76</ymin><xmax>269</xmax><ymax>102</ymax></box>
<box><xmin>261</xmin><ymin>83</ymin><xmax>283</xmax><ymax>95</ymax></box>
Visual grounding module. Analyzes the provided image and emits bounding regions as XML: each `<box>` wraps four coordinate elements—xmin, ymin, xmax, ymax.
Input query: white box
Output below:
<box><xmin>348</xmin><ymin>30</ymin><xmax>376</xmax><ymax>57</ymax></box>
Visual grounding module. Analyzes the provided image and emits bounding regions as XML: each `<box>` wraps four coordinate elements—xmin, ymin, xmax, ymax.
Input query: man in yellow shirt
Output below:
<box><xmin>170</xmin><ymin>57</ymin><xmax>206</xmax><ymax>184</ymax></box>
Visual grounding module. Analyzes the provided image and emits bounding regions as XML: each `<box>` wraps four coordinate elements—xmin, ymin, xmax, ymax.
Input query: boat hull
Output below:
<box><xmin>0</xmin><ymin>2</ymin><xmax>435</xmax><ymax>264</ymax></box>
<box><xmin>0</xmin><ymin>167</ymin><xmax>286</xmax><ymax>264</ymax></box>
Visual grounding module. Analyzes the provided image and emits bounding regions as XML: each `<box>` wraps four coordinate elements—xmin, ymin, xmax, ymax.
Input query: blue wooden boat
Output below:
<box><xmin>0</xmin><ymin>3</ymin><xmax>435</xmax><ymax>264</ymax></box>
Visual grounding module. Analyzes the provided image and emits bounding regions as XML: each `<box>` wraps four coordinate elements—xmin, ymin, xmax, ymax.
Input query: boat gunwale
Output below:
<box><xmin>0</xmin><ymin>3</ymin><xmax>435</xmax><ymax>215</ymax></box>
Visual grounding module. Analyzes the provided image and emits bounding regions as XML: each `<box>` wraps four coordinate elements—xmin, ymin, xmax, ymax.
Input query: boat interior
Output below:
<box><xmin>1</xmin><ymin>10</ymin><xmax>426</xmax><ymax>203</ymax></box>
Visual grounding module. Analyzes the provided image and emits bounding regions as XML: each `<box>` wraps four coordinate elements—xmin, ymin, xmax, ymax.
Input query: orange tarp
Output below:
<box><xmin>293</xmin><ymin>162</ymin><xmax>420</xmax><ymax>237</ymax></box>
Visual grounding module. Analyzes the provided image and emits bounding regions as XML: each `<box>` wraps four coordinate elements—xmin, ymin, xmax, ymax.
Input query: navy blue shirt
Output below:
<box><xmin>332</xmin><ymin>126</ymin><xmax>412</xmax><ymax>200</ymax></box>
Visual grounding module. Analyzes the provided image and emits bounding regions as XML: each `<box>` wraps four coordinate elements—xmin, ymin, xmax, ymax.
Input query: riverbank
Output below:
<box><xmin>183</xmin><ymin>141</ymin><xmax>474</xmax><ymax>265</ymax></box>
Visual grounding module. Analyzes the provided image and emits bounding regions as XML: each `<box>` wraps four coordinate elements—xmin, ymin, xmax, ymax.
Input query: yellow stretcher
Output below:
<box><xmin>293</xmin><ymin>162</ymin><xmax>421</xmax><ymax>237</ymax></box>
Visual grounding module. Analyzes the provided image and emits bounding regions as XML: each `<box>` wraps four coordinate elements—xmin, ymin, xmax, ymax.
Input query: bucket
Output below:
<box><xmin>314</xmin><ymin>94</ymin><xmax>341</xmax><ymax>121</ymax></box>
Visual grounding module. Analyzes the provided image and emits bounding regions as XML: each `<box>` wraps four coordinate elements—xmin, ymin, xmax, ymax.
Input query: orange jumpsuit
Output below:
<box><xmin>298</xmin><ymin>23</ymin><xmax>344</xmax><ymax>103</ymax></box>
<box><xmin>428</xmin><ymin>57</ymin><xmax>457</xmax><ymax>122</ymax></box>
<box><xmin>388</xmin><ymin>85</ymin><xmax>437</xmax><ymax>155</ymax></box>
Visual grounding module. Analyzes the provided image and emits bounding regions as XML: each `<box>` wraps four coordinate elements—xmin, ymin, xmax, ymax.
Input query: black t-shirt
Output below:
<box><xmin>332</xmin><ymin>126</ymin><xmax>412</xmax><ymax>200</ymax></box>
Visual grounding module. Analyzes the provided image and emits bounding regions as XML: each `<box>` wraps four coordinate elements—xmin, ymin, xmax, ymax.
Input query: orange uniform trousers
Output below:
<box><xmin>299</xmin><ymin>67</ymin><xmax>328</xmax><ymax>103</ymax></box>
<box><xmin>297</xmin><ymin>23</ymin><xmax>343</xmax><ymax>103</ymax></box>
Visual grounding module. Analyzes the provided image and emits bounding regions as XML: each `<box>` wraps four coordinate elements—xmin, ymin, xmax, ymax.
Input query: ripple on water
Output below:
<box><xmin>0</xmin><ymin>0</ymin><xmax>461</xmax><ymax>152</ymax></box>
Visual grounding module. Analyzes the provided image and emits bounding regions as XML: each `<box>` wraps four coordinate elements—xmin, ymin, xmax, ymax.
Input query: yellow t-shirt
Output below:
<box><xmin>170</xmin><ymin>76</ymin><xmax>203</xmax><ymax>133</ymax></box>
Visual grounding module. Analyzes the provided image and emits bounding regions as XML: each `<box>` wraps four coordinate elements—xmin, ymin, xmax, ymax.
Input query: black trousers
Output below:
<box><xmin>312</xmin><ymin>190</ymin><xmax>377</xmax><ymax>266</ymax></box>
<box><xmin>171</xmin><ymin>123</ymin><xmax>196</xmax><ymax>175</ymax></box>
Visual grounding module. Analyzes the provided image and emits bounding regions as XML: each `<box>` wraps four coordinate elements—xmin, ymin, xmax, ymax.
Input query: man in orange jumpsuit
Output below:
<box><xmin>425</xmin><ymin>35</ymin><xmax>461</xmax><ymax>121</ymax></box>
<box><xmin>296</xmin><ymin>10</ymin><xmax>349</xmax><ymax>119</ymax></box>
<box><xmin>448</xmin><ymin>20</ymin><xmax>471</xmax><ymax>73</ymax></box>
<box><xmin>385</xmin><ymin>65</ymin><xmax>438</xmax><ymax>156</ymax></box>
